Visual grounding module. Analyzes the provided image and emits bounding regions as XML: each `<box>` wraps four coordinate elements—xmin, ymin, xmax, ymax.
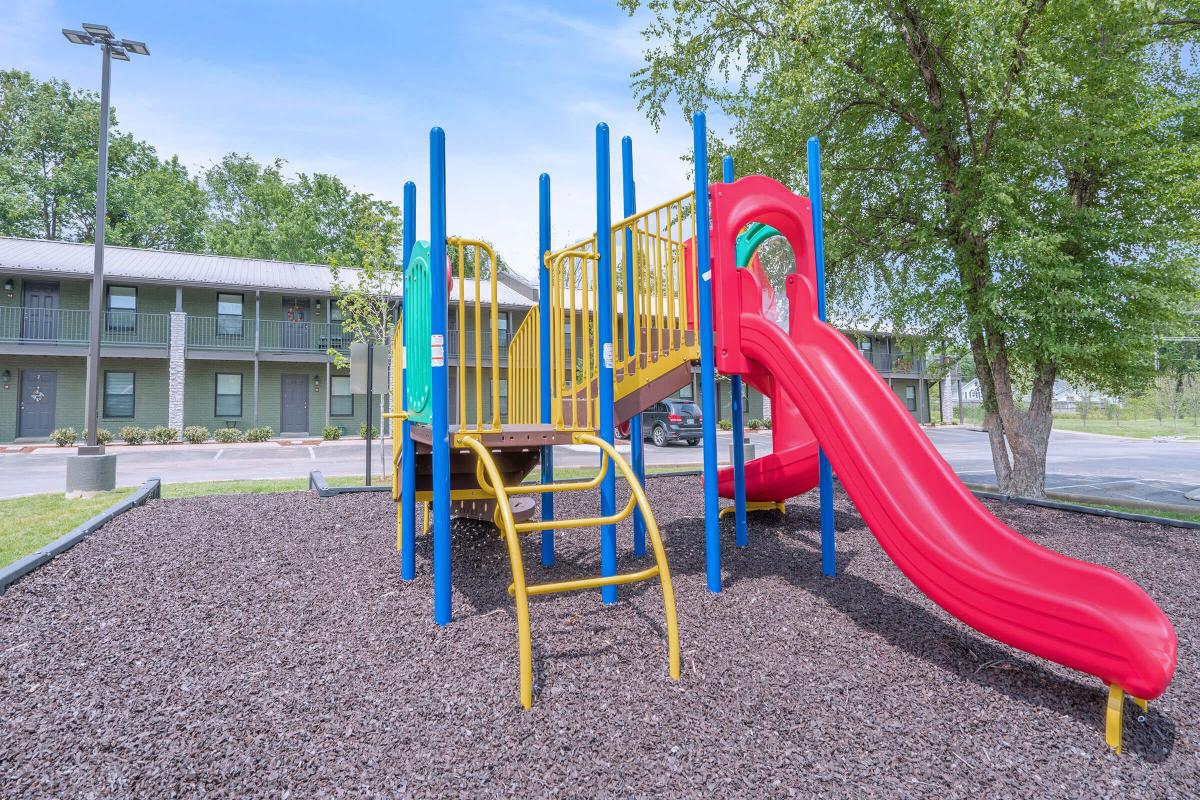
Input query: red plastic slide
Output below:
<box><xmin>708</xmin><ymin>175</ymin><xmax>1177</xmax><ymax>701</ymax></box>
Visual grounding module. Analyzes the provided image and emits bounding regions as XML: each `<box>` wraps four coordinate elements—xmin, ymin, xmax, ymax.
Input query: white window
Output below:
<box><xmin>330</xmin><ymin>376</ymin><xmax>353</xmax><ymax>416</ymax></box>
<box><xmin>217</xmin><ymin>293</ymin><xmax>244</xmax><ymax>336</ymax></box>
<box><xmin>106</xmin><ymin>286</ymin><xmax>136</xmax><ymax>332</ymax></box>
<box><xmin>215</xmin><ymin>373</ymin><xmax>242</xmax><ymax>417</ymax></box>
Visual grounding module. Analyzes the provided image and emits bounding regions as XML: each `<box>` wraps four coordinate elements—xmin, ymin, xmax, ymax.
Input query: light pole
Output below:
<box><xmin>62</xmin><ymin>24</ymin><xmax>149</xmax><ymax>455</ymax></box>
<box><xmin>61</xmin><ymin>24</ymin><xmax>148</xmax><ymax>494</ymax></box>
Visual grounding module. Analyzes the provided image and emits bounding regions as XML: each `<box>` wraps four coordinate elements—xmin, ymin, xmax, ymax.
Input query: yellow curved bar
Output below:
<box><xmin>472</xmin><ymin>448</ymin><xmax>611</xmax><ymax>498</ymax></box>
<box><xmin>457</xmin><ymin>434</ymin><xmax>534</xmax><ymax>709</ymax></box>
<box><xmin>574</xmin><ymin>432</ymin><xmax>680</xmax><ymax>681</ymax></box>
<box><xmin>510</xmin><ymin>564</ymin><xmax>660</xmax><ymax>597</ymax></box>
<box><xmin>512</xmin><ymin>491</ymin><xmax>637</xmax><ymax>533</ymax></box>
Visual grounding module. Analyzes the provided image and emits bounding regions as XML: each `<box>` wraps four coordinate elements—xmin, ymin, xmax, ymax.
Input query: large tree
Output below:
<box><xmin>202</xmin><ymin>153</ymin><xmax>401</xmax><ymax>266</ymax></box>
<box><xmin>0</xmin><ymin>69</ymin><xmax>207</xmax><ymax>249</ymax></box>
<box><xmin>622</xmin><ymin>0</ymin><xmax>1200</xmax><ymax>495</ymax></box>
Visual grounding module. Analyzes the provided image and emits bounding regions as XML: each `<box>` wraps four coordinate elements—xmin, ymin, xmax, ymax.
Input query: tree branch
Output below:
<box><xmin>980</xmin><ymin>0</ymin><xmax>1048</xmax><ymax>159</ymax></box>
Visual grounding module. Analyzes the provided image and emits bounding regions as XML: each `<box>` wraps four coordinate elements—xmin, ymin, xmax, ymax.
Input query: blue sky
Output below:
<box><xmin>1</xmin><ymin>0</ymin><xmax>709</xmax><ymax>278</ymax></box>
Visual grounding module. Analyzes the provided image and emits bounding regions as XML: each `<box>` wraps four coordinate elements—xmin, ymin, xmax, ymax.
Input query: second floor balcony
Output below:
<box><xmin>185</xmin><ymin>315</ymin><xmax>352</xmax><ymax>354</ymax></box>
<box><xmin>859</xmin><ymin>349</ymin><xmax>928</xmax><ymax>375</ymax></box>
<box><xmin>0</xmin><ymin>306</ymin><xmax>170</xmax><ymax>349</ymax></box>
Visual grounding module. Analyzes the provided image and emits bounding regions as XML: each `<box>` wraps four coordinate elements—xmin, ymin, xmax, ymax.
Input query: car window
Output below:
<box><xmin>671</xmin><ymin>402</ymin><xmax>701</xmax><ymax>416</ymax></box>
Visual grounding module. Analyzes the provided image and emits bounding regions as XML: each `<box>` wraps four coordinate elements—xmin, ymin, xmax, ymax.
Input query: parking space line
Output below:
<box><xmin>212</xmin><ymin>449</ymin><xmax>224</xmax><ymax>461</ymax></box>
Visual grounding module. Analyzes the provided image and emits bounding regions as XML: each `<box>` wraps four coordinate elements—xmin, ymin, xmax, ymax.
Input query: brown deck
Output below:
<box><xmin>409</xmin><ymin>424</ymin><xmax>578</xmax><ymax>449</ymax></box>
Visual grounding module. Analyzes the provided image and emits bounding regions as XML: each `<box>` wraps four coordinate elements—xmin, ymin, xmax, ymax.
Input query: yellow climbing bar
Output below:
<box><xmin>457</xmin><ymin>431</ymin><xmax>680</xmax><ymax>709</ymax></box>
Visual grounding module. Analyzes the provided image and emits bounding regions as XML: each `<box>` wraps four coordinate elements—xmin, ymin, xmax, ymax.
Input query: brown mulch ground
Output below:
<box><xmin>0</xmin><ymin>477</ymin><xmax>1195</xmax><ymax>798</ymax></box>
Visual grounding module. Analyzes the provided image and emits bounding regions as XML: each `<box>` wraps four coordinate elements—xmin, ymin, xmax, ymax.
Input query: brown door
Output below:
<box><xmin>280</xmin><ymin>374</ymin><xmax>309</xmax><ymax>433</ymax></box>
<box><xmin>21</xmin><ymin>282</ymin><xmax>59</xmax><ymax>340</ymax></box>
<box><xmin>282</xmin><ymin>297</ymin><xmax>310</xmax><ymax>350</ymax></box>
<box><xmin>18</xmin><ymin>369</ymin><xmax>57</xmax><ymax>438</ymax></box>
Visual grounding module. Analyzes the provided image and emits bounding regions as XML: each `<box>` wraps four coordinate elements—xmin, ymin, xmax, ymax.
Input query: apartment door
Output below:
<box><xmin>282</xmin><ymin>297</ymin><xmax>310</xmax><ymax>350</ymax></box>
<box><xmin>17</xmin><ymin>369</ymin><xmax>56</xmax><ymax>438</ymax></box>
<box><xmin>280</xmin><ymin>374</ymin><xmax>309</xmax><ymax>433</ymax></box>
<box><xmin>21</xmin><ymin>281</ymin><xmax>59</xmax><ymax>340</ymax></box>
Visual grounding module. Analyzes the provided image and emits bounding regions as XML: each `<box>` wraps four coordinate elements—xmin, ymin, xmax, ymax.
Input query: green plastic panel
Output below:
<box><xmin>404</xmin><ymin>241</ymin><xmax>433</xmax><ymax>424</ymax></box>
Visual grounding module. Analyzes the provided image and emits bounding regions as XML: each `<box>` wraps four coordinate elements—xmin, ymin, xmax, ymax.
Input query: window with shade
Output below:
<box><xmin>217</xmin><ymin>293</ymin><xmax>244</xmax><ymax>336</ymax></box>
<box><xmin>103</xmin><ymin>371</ymin><xmax>135</xmax><ymax>418</ymax></box>
<box><xmin>215</xmin><ymin>373</ymin><xmax>243</xmax><ymax>417</ymax></box>
<box><xmin>106</xmin><ymin>287</ymin><xmax>137</xmax><ymax>332</ymax></box>
<box><xmin>330</xmin><ymin>376</ymin><xmax>353</xmax><ymax>416</ymax></box>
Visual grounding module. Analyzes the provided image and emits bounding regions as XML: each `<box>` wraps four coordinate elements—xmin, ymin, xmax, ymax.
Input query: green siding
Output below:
<box><xmin>0</xmin><ymin>355</ymin><xmax>169</xmax><ymax>440</ymax></box>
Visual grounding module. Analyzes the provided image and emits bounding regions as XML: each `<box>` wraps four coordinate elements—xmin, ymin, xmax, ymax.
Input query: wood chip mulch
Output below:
<box><xmin>0</xmin><ymin>477</ymin><xmax>1195</xmax><ymax>798</ymax></box>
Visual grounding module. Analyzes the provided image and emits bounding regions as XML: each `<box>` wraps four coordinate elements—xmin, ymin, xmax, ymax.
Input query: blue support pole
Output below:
<box><xmin>693</xmin><ymin>113</ymin><xmax>721</xmax><ymax>592</ymax></box>
<box><xmin>430</xmin><ymin>128</ymin><xmax>454</xmax><ymax>623</ymax></box>
<box><xmin>400</xmin><ymin>180</ymin><xmax>417</xmax><ymax>580</ymax></box>
<box><xmin>808</xmin><ymin>136</ymin><xmax>836</xmax><ymax>578</ymax></box>
<box><xmin>596</xmin><ymin>123</ymin><xmax>618</xmax><ymax>604</ymax></box>
<box><xmin>537</xmin><ymin>173</ymin><xmax>555</xmax><ymax>567</ymax></box>
<box><xmin>722</xmin><ymin>155</ymin><xmax>748</xmax><ymax>548</ymax></box>
<box><xmin>621</xmin><ymin>136</ymin><xmax>647</xmax><ymax>558</ymax></box>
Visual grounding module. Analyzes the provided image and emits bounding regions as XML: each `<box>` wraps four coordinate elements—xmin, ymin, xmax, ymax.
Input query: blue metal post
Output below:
<box><xmin>537</xmin><ymin>173</ymin><xmax>555</xmax><ymax>567</ymax></box>
<box><xmin>621</xmin><ymin>136</ymin><xmax>647</xmax><ymax>558</ymax></box>
<box><xmin>722</xmin><ymin>155</ymin><xmax>748</xmax><ymax>548</ymax></box>
<box><xmin>694</xmin><ymin>113</ymin><xmax>721</xmax><ymax>592</ymax></box>
<box><xmin>808</xmin><ymin>136</ymin><xmax>836</xmax><ymax>577</ymax></box>
<box><xmin>400</xmin><ymin>180</ymin><xmax>417</xmax><ymax>580</ymax></box>
<box><xmin>596</xmin><ymin>123</ymin><xmax>618</xmax><ymax>604</ymax></box>
<box><xmin>430</xmin><ymin>128</ymin><xmax>453</xmax><ymax>622</ymax></box>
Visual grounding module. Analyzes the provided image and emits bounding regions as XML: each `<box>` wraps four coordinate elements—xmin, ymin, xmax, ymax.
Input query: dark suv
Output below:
<box><xmin>641</xmin><ymin>399</ymin><xmax>703</xmax><ymax>447</ymax></box>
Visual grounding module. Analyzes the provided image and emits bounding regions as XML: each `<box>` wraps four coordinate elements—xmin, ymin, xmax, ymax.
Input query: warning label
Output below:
<box><xmin>602</xmin><ymin>342</ymin><xmax>613</xmax><ymax>369</ymax></box>
<box><xmin>431</xmin><ymin>333</ymin><xmax>445</xmax><ymax>367</ymax></box>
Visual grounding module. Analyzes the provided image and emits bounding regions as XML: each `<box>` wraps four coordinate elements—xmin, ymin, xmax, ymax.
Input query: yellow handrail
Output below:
<box><xmin>457</xmin><ymin>432</ymin><xmax>680</xmax><ymax>709</ymax></box>
<box><xmin>506</xmin><ymin>307</ymin><xmax>540</xmax><ymax>425</ymax></box>
<box><xmin>448</xmin><ymin>237</ymin><xmax>503</xmax><ymax>438</ymax></box>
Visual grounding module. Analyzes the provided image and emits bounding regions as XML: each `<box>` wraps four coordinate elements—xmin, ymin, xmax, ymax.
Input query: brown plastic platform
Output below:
<box><xmin>409</xmin><ymin>424</ymin><xmax>579</xmax><ymax>449</ymax></box>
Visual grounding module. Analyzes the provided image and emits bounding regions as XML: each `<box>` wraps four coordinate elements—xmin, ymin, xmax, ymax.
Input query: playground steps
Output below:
<box><xmin>457</xmin><ymin>431</ymin><xmax>681</xmax><ymax>708</ymax></box>
<box><xmin>561</xmin><ymin>360</ymin><xmax>693</xmax><ymax>427</ymax></box>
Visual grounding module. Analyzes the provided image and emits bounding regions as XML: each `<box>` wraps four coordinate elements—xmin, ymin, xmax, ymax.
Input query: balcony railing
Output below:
<box><xmin>859</xmin><ymin>350</ymin><xmax>927</xmax><ymax>375</ymax></box>
<box><xmin>186</xmin><ymin>315</ymin><xmax>256</xmax><ymax>350</ymax></box>
<box><xmin>259</xmin><ymin>319</ymin><xmax>350</xmax><ymax>353</ymax></box>
<box><xmin>0</xmin><ymin>306</ymin><xmax>169</xmax><ymax>348</ymax></box>
<box><xmin>447</xmin><ymin>329</ymin><xmax>514</xmax><ymax>363</ymax></box>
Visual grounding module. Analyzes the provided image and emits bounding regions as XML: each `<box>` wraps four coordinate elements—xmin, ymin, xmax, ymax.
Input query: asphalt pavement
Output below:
<box><xmin>0</xmin><ymin>426</ymin><xmax>1196</xmax><ymax>505</ymax></box>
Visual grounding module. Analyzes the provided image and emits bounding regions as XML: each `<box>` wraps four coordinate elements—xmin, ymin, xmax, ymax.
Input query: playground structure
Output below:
<box><xmin>389</xmin><ymin>115</ymin><xmax>1176</xmax><ymax>752</ymax></box>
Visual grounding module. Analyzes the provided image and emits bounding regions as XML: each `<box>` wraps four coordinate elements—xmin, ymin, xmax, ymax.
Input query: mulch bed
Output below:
<box><xmin>0</xmin><ymin>477</ymin><xmax>1195</xmax><ymax>798</ymax></box>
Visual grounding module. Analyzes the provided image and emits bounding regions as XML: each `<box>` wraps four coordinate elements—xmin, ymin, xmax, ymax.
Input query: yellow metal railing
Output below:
<box><xmin>459</xmin><ymin>431</ymin><xmax>680</xmax><ymax>709</ymax></box>
<box><xmin>525</xmin><ymin>190</ymin><xmax>699</xmax><ymax>432</ymax></box>
<box><xmin>506</xmin><ymin>306</ymin><xmax>540</xmax><ymax>425</ymax></box>
<box><xmin>449</xmin><ymin>237</ymin><xmax>503</xmax><ymax>441</ymax></box>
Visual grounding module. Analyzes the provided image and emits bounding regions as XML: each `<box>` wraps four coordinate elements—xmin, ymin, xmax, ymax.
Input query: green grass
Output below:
<box><xmin>0</xmin><ymin>488</ymin><xmax>136</xmax><ymax>568</ymax></box>
<box><xmin>1049</xmin><ymin>416</ymin><xmax>1200</xmax><ymax>440</ymax></box>
<box><xmin>159</xmin><ymin>475</ymin><xmax>384</xmax><ymax>499</ymax></box>
<box><xmin>1077</xmin><ymin>502</ymin><xmax>1200</xmax><ymax>525</ymax></box>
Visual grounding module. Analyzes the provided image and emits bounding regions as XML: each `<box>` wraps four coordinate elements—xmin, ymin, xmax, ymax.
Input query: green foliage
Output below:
<box><xmin>182</xmin><ymin>426</ymin><xmax>210</xmax><ymax>444</ymax></box>
<box><xmin>0</xmin><ymin>70</ymin><xmax>207</xmax><ymax>249</ymax></box>
<box><xmin>322</xmin><ymin>425</ymin><xmax>343</xmax><ymax>440</ymax></box>
<box><xmin>86</xmin><ymin>428</ymin><xmax>113</xmax><ymax>446</ymax></box>
<box><xmin>762</xmin><ymin>417</ymin><xmax>772</xmax><ymax>430</ymax></box>
<box><xmin>49</xmin><ymin>427</ymin><xmax>77</xmax><ymax>447</ymax></box>
<box><xmin>359</xmin><ymin>423</ymin><xmax>379</xmax><ymax>439</ymax></box>
<box><xmin>622</xmin><ymin>0</ymin><xmax>1200</xmax><ymax>493</ymax></box>
<box><xmin>118</xmin><ymin>426</ymin><xmax>147</xmax><ymax>445</ymax></box>
<box><xmin>717</xmin><ymin>418</ymin><xmax>733</xmax><ymax>431</ymax></box>
<box><xmin>748</xmin><ymin>418</ymin><xmax>764</xmax><ymax>431</ymax></box>
<box><xmin>213</xmin><ymin>427</ymin><xmax>244</xmax><ymax>443</ymax></box>
<box><xmin>244</xmin><ymin>426</ymin><xmax>274</xmax><ymax>443</ymax></box>
<box><xmin>147</xmin><ymin>425</ymin><xmax>177</xmax><ymax>445</ymax></box>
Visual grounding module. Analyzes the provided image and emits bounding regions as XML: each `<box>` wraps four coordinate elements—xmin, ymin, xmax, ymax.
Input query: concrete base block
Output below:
<box><xmin>729</xmin><ymin>439</ymin><xmax>756</xmax><ymax>463</ymax></box>
<box><xmin>65</xmin><ymin>454</ymin><xmax>117</xmax><ymax>496</ymax></box>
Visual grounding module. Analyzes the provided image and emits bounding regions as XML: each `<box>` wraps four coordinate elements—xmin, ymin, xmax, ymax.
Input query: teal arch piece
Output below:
<box><xmin>404</xmin><ymin>240</ymin><xmax>433</xmax><ymax>424</ymax></box>
<box><xmin>735</xmin><ymin>222</ymin><xmax>781</xmax><ymax>268</ymax></box>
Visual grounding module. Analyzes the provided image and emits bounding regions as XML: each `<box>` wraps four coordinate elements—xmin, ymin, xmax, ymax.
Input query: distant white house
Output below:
<box><xmin>956</xmin><ymin>378</ymin><xmax>1114</xmax><ymax>411</ymax></box>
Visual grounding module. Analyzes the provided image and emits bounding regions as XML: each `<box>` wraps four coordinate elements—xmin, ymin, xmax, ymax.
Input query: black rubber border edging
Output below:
<box><xmin>317</xmin><ymin>463</ymin><xmax>1197</xmax><ymax>530</ymax></box>
<box><xmin>0</xmin><ymin>477</ymin><xmax>162</xmax><ymax>596</ymax></box>
<box><xmin>309</xmin><ymin>470</ymin><xmax>390</xmax><ymax>498</ymax></box>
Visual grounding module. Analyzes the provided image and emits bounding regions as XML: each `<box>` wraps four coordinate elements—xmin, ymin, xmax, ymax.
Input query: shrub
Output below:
<box><xmin>244</xmin><ymin>426</ymin><xmax>274</xmax><ymax>443</ymax></box>
<box><xmin>762</xmin><ymin>417</ymin><xmax>773</xmax><ymax>430</ymax></box>
<box><xmin>119</xmin><ymin>426</ymin><xmax>147</xmax><ymax>445</ymax></box>
<box><xmin>748</xmin><ymin>418</ymin><xmax>765</xmax><ymax>431</ymax></box>
<box><xmin>717</xmin><ymin>419</ymin><xmax>732</xmax><ymax>431</ymax></box>
<box><xmin>213</xmin><ymin>427</ymin><xmax>244</xmax><ymax>443</ymax></box>
<box><xmin>323</xmin><ymin>425</ymin><xmax>342</xmax><ymax>440</ymax></box>
<box><xmin>83</xmin><ymin>428</ymin><xmax>114</xmax><ymax>446</ymax></box>
<box><xmin>183</xmin><ymin>426</ymin><xmax>210</xmax><ymax>444</ymax></box>
<box><xmin>359</xmin><ymin>423</ymin><xmax>379</xmax><ymax>439</ymax></box>
<box><xmin>148</xmin><ymin>425</ymin><xmax>177</xmax><ymax>445</ymax></box>
<box><xmin>50</xmin><ymin>427</ymin><xmax>77</xmax><ymax>447</ymax></box>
